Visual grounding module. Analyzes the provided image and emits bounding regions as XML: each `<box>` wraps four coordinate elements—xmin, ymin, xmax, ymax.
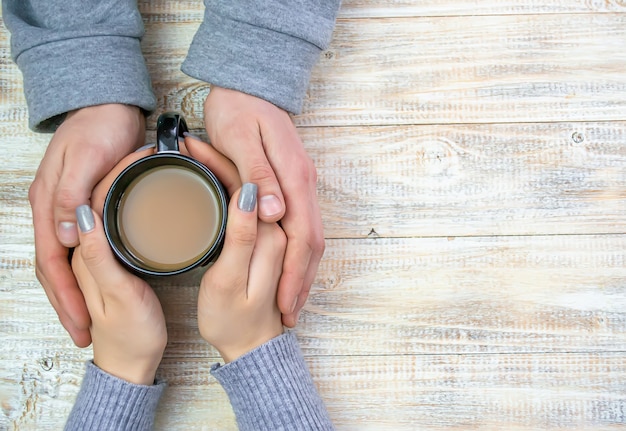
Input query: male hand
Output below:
<box><xmin>28</xmin><ymin>104</ymin><xmax>145</xmax><ymax>347</ymax></box>
<box><xmin>203</xmin><ymin>87</ymin><xmax>325</xmax><ymax>327</ymax></box>
<box><xmin>72</xmin><ymin>205</ymin><xmax>166</xmax><ymax>384</ymax></box>
<box><xmin>198</xmin><ymin>184</ymin><xmax>285</xmax><ymax>362</ymax></box>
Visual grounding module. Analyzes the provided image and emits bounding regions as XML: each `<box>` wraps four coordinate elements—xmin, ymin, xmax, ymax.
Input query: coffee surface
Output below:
<box><xmin>118</xmin><ymin>166</ymin><xmax>220</xmax><ymax>270</ymax></box>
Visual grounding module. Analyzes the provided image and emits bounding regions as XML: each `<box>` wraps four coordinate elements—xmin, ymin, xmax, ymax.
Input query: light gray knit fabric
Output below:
<box><xmin>211</xmin><ymin>332</ymin><xmax>334</xmax><ymax>430</ymax></box>
<box><xmin>182</xmin><ymin>0</ymin><xmax>341</xmax><ymax>114</ymax></box>
<box><xmin>64</xmin><ymin>362</ymin><xmax>166</xmax><ymax>431</ymax></box>
<box><xmin>2</xmin><ymin>0</ymin><xmax>156</xmax><ymax>132</ymax></box>
<box><xmin>2</xmin><ymin>0</ymin><xmax>341</xmax><ymax>131</ymax></box>
<box><xmin>64</xmin><ymin>333</ymin><xmax>333</xmax><ymax>430</ymax></box>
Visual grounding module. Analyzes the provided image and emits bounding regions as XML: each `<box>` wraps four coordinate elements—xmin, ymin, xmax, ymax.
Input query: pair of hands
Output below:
<box><xmin>71</xmin><ymin>135</ymin><xmax>285</xmax><ymax>385</ymax></box>
<box><xmin>29</xmin><ymin>87</ymin><xmax>324</xmax><ymax>348</ymax></box>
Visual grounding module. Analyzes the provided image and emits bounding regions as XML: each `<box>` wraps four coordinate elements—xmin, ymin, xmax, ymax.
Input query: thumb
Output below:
<box><xmin>221</xmin><ymin>134</ymin><xmax>285</xmax><ymax>223</ymax></box>
<box><xmin>75</xmin><ymin>205</ymin><xmax>128</xmax><ymax>293</ymax></box>
<box><xmin>211</xmin><ymin>183</ymin><xmax>259</xmax><ymax>279</ymax></box>
<box><xmin>55</xmin><ymin>147</ymin><xmax>114</xmax><ymax>248</ymax></box>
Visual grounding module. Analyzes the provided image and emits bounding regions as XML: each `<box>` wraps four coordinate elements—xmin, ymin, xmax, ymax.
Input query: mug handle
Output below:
<box><xmin>157</xmin><ymin>112</ymin><xmax>189</xmax><ymax>153</ymax></box>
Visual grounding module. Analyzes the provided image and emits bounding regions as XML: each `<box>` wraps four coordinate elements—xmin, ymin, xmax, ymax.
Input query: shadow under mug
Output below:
<box><xmin>103</xmin><ymin>112</ymin><xmax>228</xmax><ymax>277</ymax></box>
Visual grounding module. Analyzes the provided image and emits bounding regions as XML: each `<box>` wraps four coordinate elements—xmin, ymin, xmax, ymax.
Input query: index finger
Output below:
<box><xmin>184</xmin><ymin>134</ymin><xmax>242</xmax><ymax>196</ymax></box>
<box><xmin>204</xmin><ymin>185</ymin><xmax>258</xmax><ymax>289</ymax></box>
<box><xmin>258</xmin><ymin>116</ymin><xmax>325</xmax><ymax>325</ymax></box>
<box><xmin>281</xmin><ymin>174</ymin><xmax>325</xmax><ymax>326</ymax></box>
<box><xmin>31</xmin><ymin>196</ymin><xmax>92</xmax><ymax>346</ymax></box>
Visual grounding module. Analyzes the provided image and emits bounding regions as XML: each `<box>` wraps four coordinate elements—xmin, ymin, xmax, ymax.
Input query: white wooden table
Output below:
<box><xmin>1</xmin><ymin>1</ymin><xmax>625</xmax><ymax>429</ymax></box>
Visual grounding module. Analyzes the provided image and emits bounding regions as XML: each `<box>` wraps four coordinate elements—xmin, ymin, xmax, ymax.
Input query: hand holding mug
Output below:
<box><xmin>71</xmin><ymin>206</ymin><xmax>167</xmax><ymax>385</ymax></box>
<box><xmin>102</xmin><ymin>113</ymin><xmax>227</xmax><ymax>276</ymax></box>
<box><xmin>204</xmin><ymin>87</ymin><xmax>325</xmax><ymax>327</ymax></box>
<box><xmin>197</xmin><ymin>184</ymin><xmax>285</xmax><ymax>362</ymax></box>
<box><xmin>29</xmin><ymin>104</ymin><xmax>145</xmax><ymax>347</ymax></box>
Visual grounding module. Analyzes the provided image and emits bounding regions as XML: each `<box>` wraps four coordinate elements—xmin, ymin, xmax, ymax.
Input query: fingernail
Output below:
<box><xmin>58</xmin><ymin>221</ymin><xmax>78</xmax><ymax>244</ymax></box>
<box><xmin>290</xmin><ymin>295</ymin><xmax>299</xmax><ymax>313</ymax></box>
<box><xmin>238</xmin><ymin>183</ymin><xmax>258</xmax><ymax>212</ymax></box>
<box><xmin>259</xmin><ymin>195</ymin><xmax>282</xmax><ymax>217</ymax></box>
<box><xmin>75</xmin><ymin>205</ymin><xmax>95</xmax><ymax>233</ymax></box>
<box><xmin>183</xmin><ymin>131</ymin><xmax>204</xmax><ymax>142</ymax></box>
<box><xmin>294</xmin><ymin>309</ymin><xmax>301</xmax><ymax>324</ymax></box>
<box><xmin>135</xmin><ymin>143</ymin><xmax>156</xmax><ymax>152</ymax></box>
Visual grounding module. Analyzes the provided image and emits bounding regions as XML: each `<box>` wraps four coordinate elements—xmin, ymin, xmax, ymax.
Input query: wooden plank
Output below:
<box><xmin>338</xmin><ymin>1</ymin><xmax>626</xmax><ymax>18</ymax></box>
<box><xmin>3</xmin><ymin>15</ymin><xmax>625</xmax><ymax>130</ymax></box>
<box><xmin>304</xmin><ymin>122</ymin><xmax>626</xmax><ymax>238</ymax></box>
<box><xmin>303</xmin><ymin>13</ymin><xmax>626</xmax><ymax>126</ymax></box>
<box><xmin>137</xmin><ymin>14</ymin><xmax>626</xmax><ymax>129</ymax></box>
<box><xmin>2</xmin><ymin>122</ymin><xmax>624</xmax><ymax>239</ymax></box>
<box><xmin>136</xmin><ymin>1</ymin><xmax>626</xmax><ymax>20</ymax></box>
<box><xmin>157</xmin><ymin>353</ymin><xmax>626</xmax><ymax>430</ymax></box>
<box><xmin>140</xmin><ymin>234</ymin><xmax>626</xmax><ymax>356</ymax></box>
<box><xmin>1</xmin><ymin>4</ymin><xmax>625</xmax><ymax>431</ymax></box>
<box><xmin>2</xmin><ymin>352</ymin><xmax>625</xmax><ymax>430</ymax></box>
<box><xmin>2</xmin><ymin>235</ymin><xmax>625</xmax><ymax>358</ymax></box>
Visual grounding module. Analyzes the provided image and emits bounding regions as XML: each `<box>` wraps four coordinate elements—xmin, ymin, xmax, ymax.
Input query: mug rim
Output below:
<box><xmin>103</xmin><ymin>152</ymin><xmax>228</xmax><ymax>277</ymax></box>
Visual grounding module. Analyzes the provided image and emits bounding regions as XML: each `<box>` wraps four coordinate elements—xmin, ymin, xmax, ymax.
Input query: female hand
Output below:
<box><xmin>197</xmin><ymin>184</ymin><xmax>286</xmax><ymax>362</ymax></box>
<box><xmin>71</xmin><ymin>205</ymin><xmax>167</xmax><ymax>385</ymax></box>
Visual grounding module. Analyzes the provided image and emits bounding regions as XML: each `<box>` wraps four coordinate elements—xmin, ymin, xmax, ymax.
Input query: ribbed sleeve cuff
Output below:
<box><xmin>16</xmin><ymin>36</ymin><xmax>156</xmax><ymax>132</ymax></box>
<box><xmin>64</xmin><ymin>361</ymin><xmax>165</xmax><ymax>431</ymax></box>
<box><xmin>181</xmin><ymin>9</ymin><xmax>323</xmax><ymax>114</ymax></box>
<box><xmin>211</xmin><ymin>332</ymin><xmax>334</xmax><ymax>431</ymax></box>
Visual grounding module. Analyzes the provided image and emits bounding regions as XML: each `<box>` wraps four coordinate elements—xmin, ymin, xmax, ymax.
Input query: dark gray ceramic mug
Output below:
<box><xmin>103</xmin><ymin>112</ymin><xmax>228</xmax><ymax>276</ymax></box>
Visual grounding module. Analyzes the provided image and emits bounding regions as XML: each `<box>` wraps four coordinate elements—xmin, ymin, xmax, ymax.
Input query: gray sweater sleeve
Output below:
<box><xmin>64</xmin><ymin>333</ymin><xmax>331</xmax><ymax>430</ymax></box>
<box><xmin>2</xmin><ymin>0</ymin><xmax>156</xmax><ymax>132</ymax></box>
<box><xmin>211</xmin><ymin>331</ymin><xmax>334</xmax><ymax>430</ymax></box>
<box><xmin>182</xmin><ymin>0</ymin><xmax>341</xmax><ymax>114</ymax></box>
<box><xmin>64</xmin><ymin>362</ymin><xmax>166</xmax><ymax>431</ymax></box>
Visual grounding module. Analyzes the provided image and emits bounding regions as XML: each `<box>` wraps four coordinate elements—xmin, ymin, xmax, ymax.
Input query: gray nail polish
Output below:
<box><xmin>238</xmin><ymin>183</ymin><xmax>258</xmax><ymax>212</ymax></box>
<box><xmin>76</xmin><ymin>205</ymin><xmax>95</xmax><ymax>233</ymax></box>
<box><xmin>183</xmin><ymin>131</ymin><xmax>204</xmax><ymax>142</ymax></box>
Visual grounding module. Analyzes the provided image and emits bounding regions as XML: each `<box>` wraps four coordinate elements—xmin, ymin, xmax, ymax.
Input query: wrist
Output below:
<box><xmin>215</xmin><ymin>325</ymin><xmax>284</xmax><ymax>363</ymax></box>
<box><xmin>94</xmin><ymin>352</ymin><xmax>162</xmax><ymax>386</ymax></box>
<box><xmin>66</xmin><ymin>103</ymin><xmax>142</xmax><ymax>119</ymax></box>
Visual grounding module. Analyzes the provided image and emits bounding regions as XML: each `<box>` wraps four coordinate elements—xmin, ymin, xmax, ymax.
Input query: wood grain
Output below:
<box><xmin>136</xmin><ymin>1</ymin><xmax>626</xmax><ymax>20</ymax></box>
<box><xmin>1</xmin><ymin>2</ymin><xmax>625</xmax><ymax>431</ymax></box>
<box><xmin>2</xmin><ymin>123</ymin><xmax>624</xmax><ymax>239</ymax></box>
<box><xmin>303</xmin><ymin>13</ymin><xmax>626</xmax><ymax>127</ymax></box>
<box><xmin>338</xmin><ymin>0</ymin><xmax>626</xmax><ymax>18</ymax></box>
<box><xmin>2</xmin><ymin>235</ymin><xmax>625</xmax><ymax>358</ymax></box>
<box><xmin>156</xmin><ymin>353</ymin><xmax>626</xmax><ymax>430</ymax></box>
<box><xmin>129</xmin><ymin>14</ymin><xmax>626</xmax><ymax>129</ymax></box>
<box><xmin>4</xmin><ymin>222</ymin><xmax>624</xmax><ymax>428</ymax></box>
<box><xmin>3</xmin><ymin>14</ymin><xmax>625</xmax><ymax>130</ymax></box>
<box><xmin>2</xmin><ymin>350</ymin><xmax>625</xmax><ymax>430</ymax></box>
<box><xmin>304</xmin><ymin>122</ymin><xmax>626</xmax><ymax>238</ymax></box>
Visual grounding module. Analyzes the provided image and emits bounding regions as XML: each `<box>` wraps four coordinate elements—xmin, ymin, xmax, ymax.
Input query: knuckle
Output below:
<box><xmin>28</xmin><ymin>177</ymin><xmax>43</xmax><ymax>206</ymax></box>
<box><xmin>294</xmin><ymin>155</ymin><xmax>317</xmax><ymax>184</ymax></box>
<box><xmin>296</xmin><ymin>229</ymin><xmax>325</xmax><ymax>257</ymax></box>
<box><xmin>314</xmin><ymin>234</ymin><xmax>326</xmax><ymax>254</ymax></box>
<box><xmin>79</xmin><ymin>242</ymin><xmax>106</xmax><ymax>268</ymax></box>
<box><xmin>86</xmin><ymin>141</ymin><xmax>117</xmax><ymax>165</ymax></box>
<box><xmin>55</xmin><ymin>187</ymin><xmax>81</xmax><ymax>211</ymax></box>
<box><xmin>247</xmin><ymin>162</ymin><xmax>276</xmax><ymax>184</ymax></box>
<box><xmin>204</xmin><ymin>270</ymin><xmax>246</xmax><ymax>295</ymax></box>
<box><xmin>228</xmin><ymin>225</ymin><xmax>257</xmax><ymax>247</ymax></box>
<box><xmin>34</xmin><ymin>266</ymin><xmax>46</xmax><ymax>285</ymax></box>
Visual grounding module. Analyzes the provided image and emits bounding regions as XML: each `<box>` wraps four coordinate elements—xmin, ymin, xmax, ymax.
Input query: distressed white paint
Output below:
<box><xmin>1</xmin><ymin>2</ymin><xmax>625</xmax><ymax>430</ymax></box>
